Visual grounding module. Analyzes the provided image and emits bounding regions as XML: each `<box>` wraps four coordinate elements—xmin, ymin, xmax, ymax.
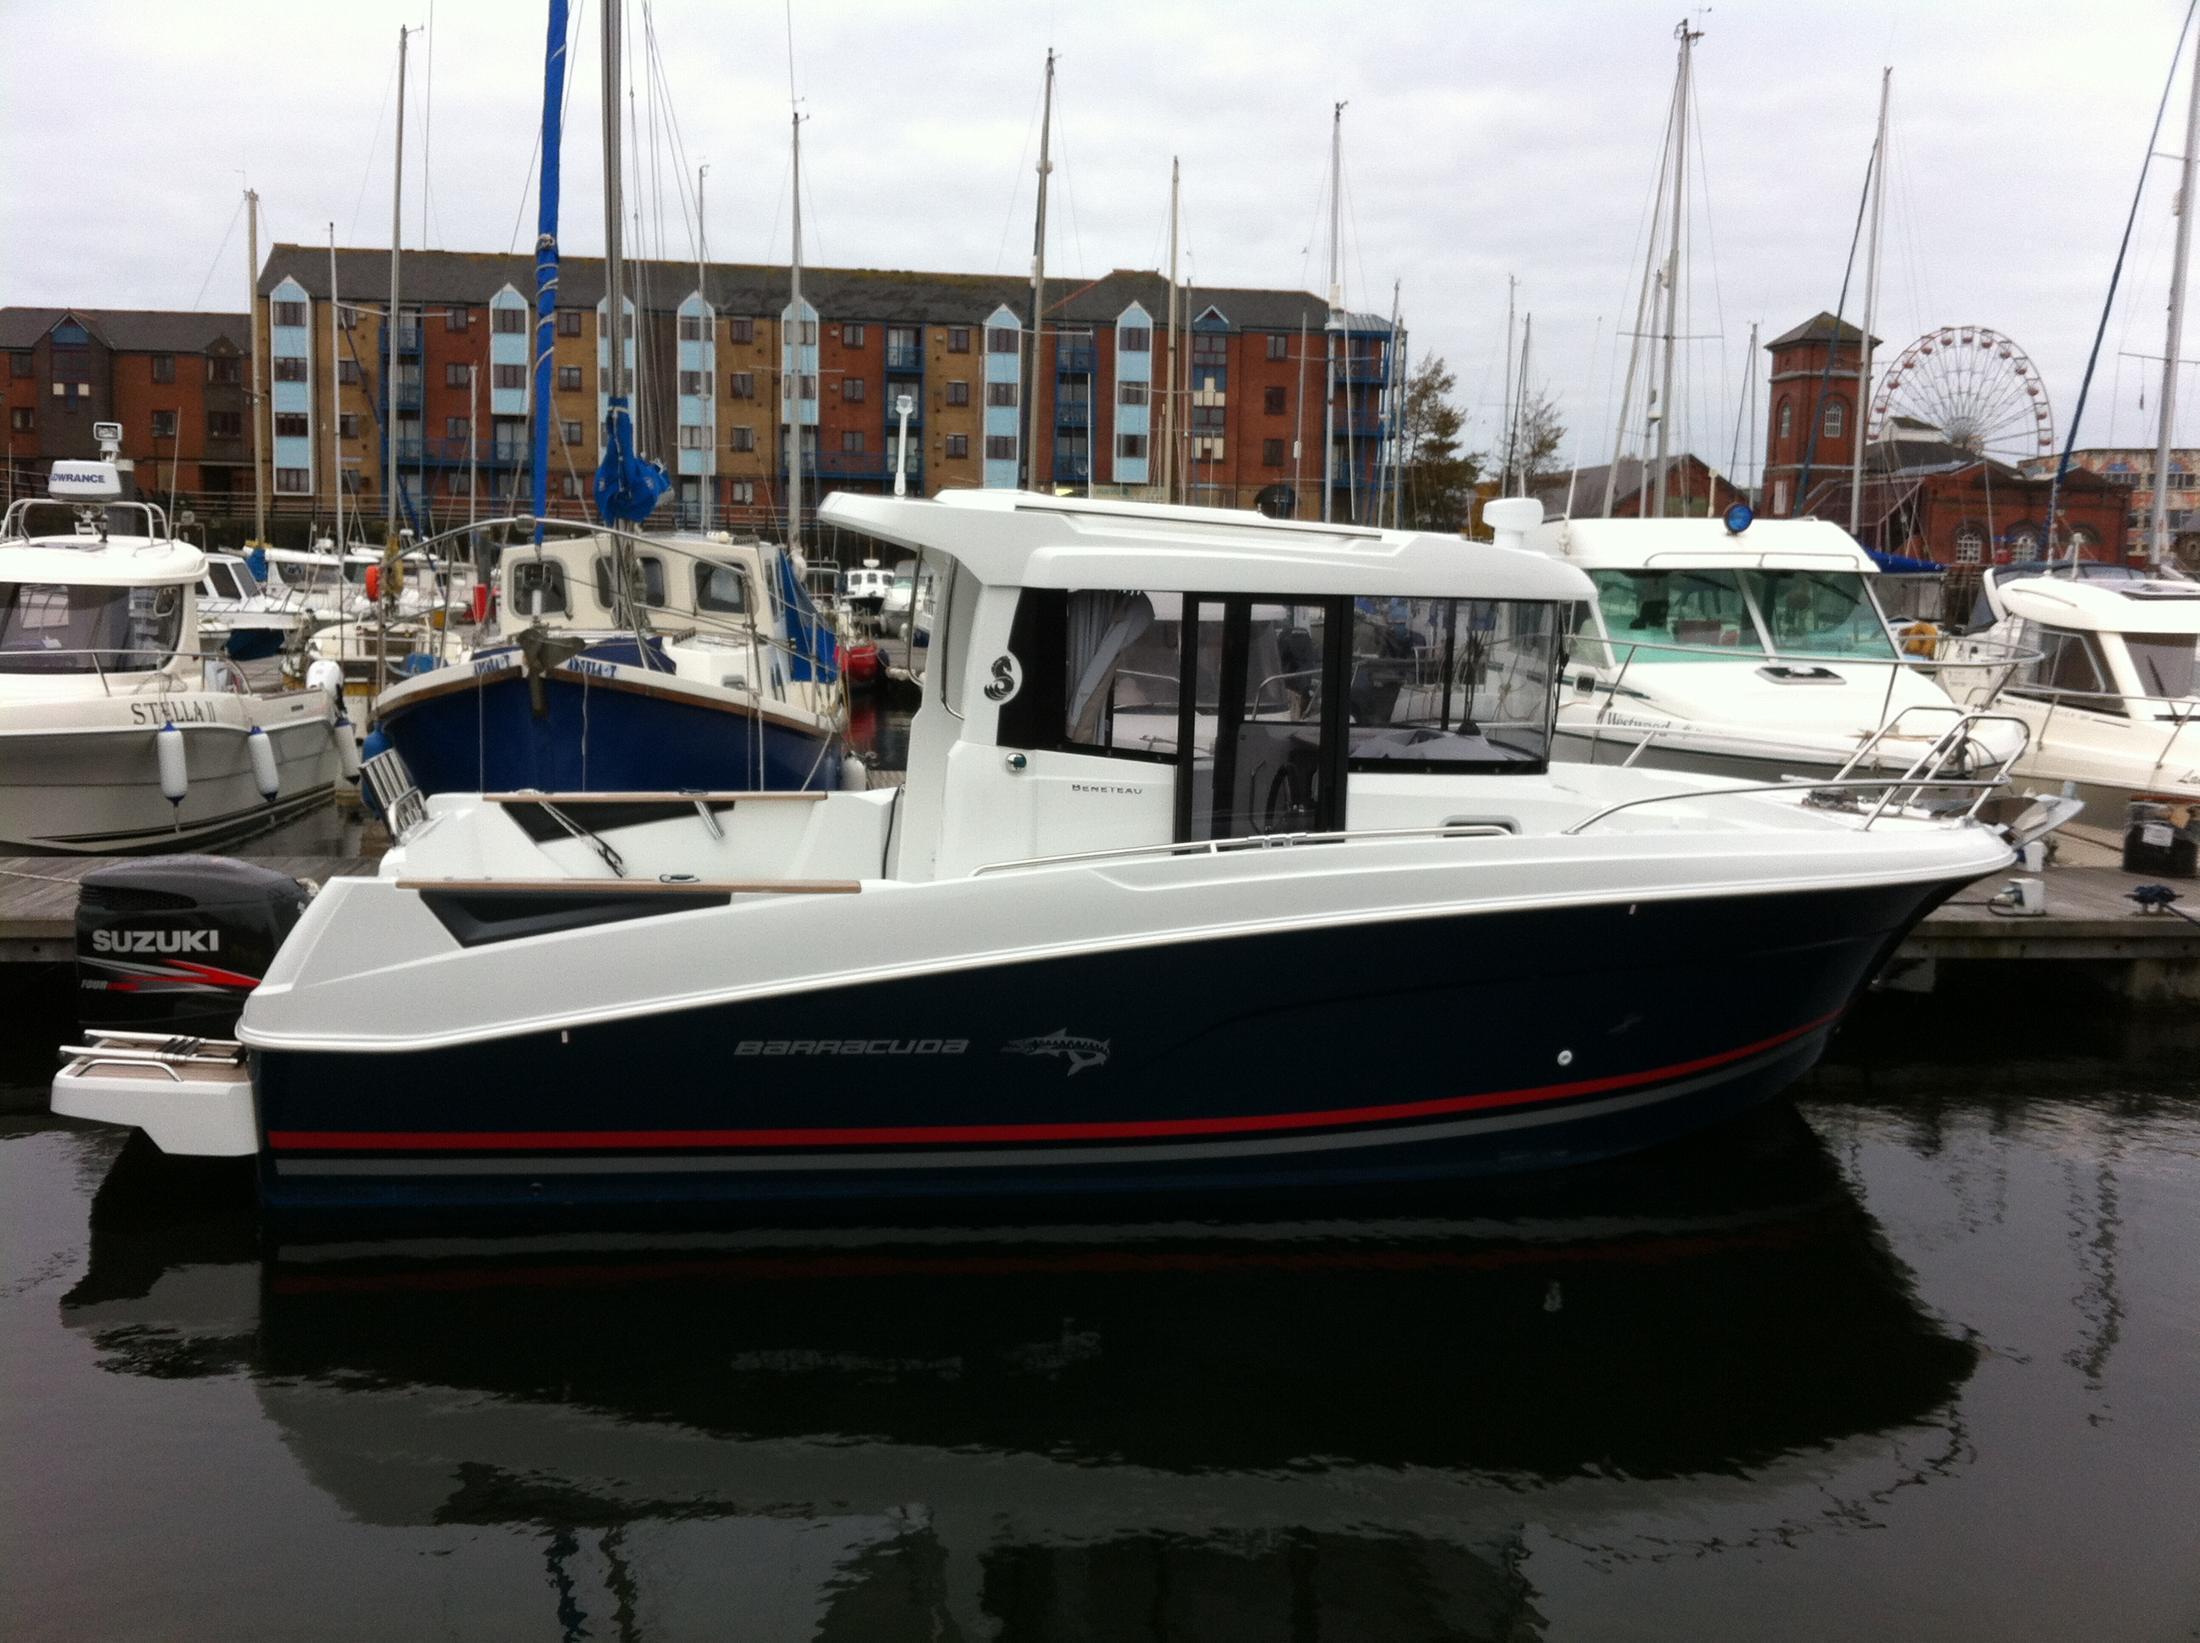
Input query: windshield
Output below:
<box><xmin>2127</xmin><ymin>634</ymin><xmax>2199</xmax><ymax>700</ymax></box>
<box><xmin>1744</xmin><ymin>570</ymin><xmax>1896</xmax><ymax>659</ymax></box>
<box><xmin>0</xmin><ymin>581</ymin><xmax>184</xmax><ymax>672</ymax></box>
<box><xmin>1587</xmin><ymin>569</ymin><xmax>1763</xmax><ymax>664</ymax></box>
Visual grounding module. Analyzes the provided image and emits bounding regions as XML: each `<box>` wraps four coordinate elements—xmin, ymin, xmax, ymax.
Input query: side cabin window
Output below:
<box><xmin>2012</xmin><ymin>622</ymin><xmax>2120</xmax><ymax>713</ymax></box>
<box><xmin>1581</xmin><ymin>569</ymin><xmax>1763</xmax><ymax>666</ymax></box>
<box><xmin>592</xmin><ymin>553</ymin><xmax>668</xmax><ymax>615</ymax></box>
<box><xmin>204</xmin><ymin>562</ymin><xmax>244</xmax><ymax>602</ymax></box>
<box><xmin>2127</xmin><ymin>633</ymin><xmax>2197</xmax><ymax>701</ymax></box>
<box><xmin>695</xmin><ymin>562</ymin><xmax>750</xmax><ymax>615</ymax></box>
<box><xmin>1344</xmin><ymin>598</ymin><xmax>1561</xmax><ymax>771</ymax></box>
<box><xmin>508</xmin><ymin>558</ymin><xmax>570</xmax><ymax>618</ymax></box>
<box><xmin>997</xmin><ymin>588</ymin><xmax>1189</xmax><ymax>761</ymax></box>
<box><xmin>1742</xmin><ymin>569</ymin><xmax>1895</xmax><ymax>658</ymax></box>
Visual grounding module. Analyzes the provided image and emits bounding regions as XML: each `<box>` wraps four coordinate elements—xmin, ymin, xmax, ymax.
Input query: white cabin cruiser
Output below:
<box><xmin>1944</xmin><ymin>573</ymin><xmax>2200</xmax><ymax>825</ymax></box>
<box><xmin>1511</xmin><ymin>500</ymin><xmax>2030</xmax><ymax>784</ymax></box>
<box><xmin>194</xmin><ymin>550</ymin><xmax>310</xmax><ymax>663</ymax></box>
<box><xmin>53</xmin><ymin>491</ymin><xmax>2060</xmax><ymax>1212</ymax></box>
<box><xmin>0</xmin><ymin>461</ymin><xmax>348</xmax><ymax>853</ymax></box>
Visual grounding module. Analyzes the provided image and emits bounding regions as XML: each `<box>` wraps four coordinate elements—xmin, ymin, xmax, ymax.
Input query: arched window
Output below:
<box><xmin>1823</xmin><ymin>400</ymin><xmax>1846</xmax><ymax>441</ymax></box>
<box><xmin>1777</xmin><ymin>398</ymin><xmax>1793</xmax><ymax>440</ymax></box>
<box><xmin>1952</xmin><ymin>523</ymin><xmax>1985</xmax><ymax>565</ymax></box>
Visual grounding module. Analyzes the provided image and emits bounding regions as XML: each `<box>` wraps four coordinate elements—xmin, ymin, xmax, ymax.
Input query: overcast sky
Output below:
<box><xmin>5</xmin><ymin>0</ymin><xmax>2198</xmax><ymax>480</ymax></box>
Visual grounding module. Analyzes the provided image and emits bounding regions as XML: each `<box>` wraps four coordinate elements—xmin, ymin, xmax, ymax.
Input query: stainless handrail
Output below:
<box><xmin>970</xmin><ymin>821</ymin><xmax>1518</xmax><ymax>876</ymax></box>
<box><xmin>1559</xmin><ymin>774</ymin><xmax>2009</xmax><ymax>837</ymax></box>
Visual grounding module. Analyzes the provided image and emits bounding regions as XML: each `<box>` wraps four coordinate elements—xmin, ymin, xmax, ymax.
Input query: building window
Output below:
<box><xmin>1262</xmin><ymin>438</ymin><xmax>1285</xmax><ymax>467</ymax></box>
<box><xmin>150</xmin><ymin>410</ymin><xmax>178</xmax><ymax>438</ymax></box>
<box><xmin>799</xmin><ymin>320</ymin><xmax>818</xmax><ymax>345</ymax></box>
<box><xmin>679</xmin><ymin>370</ymin><xmax>707</xmax><ymax>395</ymax></box>
<box><xmin>946</xmin><ymin>433</ymin><xmax>969</xmax><ymax>459</ymax></box>
<box><xmin>560</xmin><ymin>474</ymin><xmax>584</xmax><ymax>499</ymax></box>
<box><xmin>841</xmin><ymin>429</ymin><xmax>866</xmax><ymax>453</ymax></box>
<box><xmin>336</xmin><ymin>306</ymin><xmax>355</xmax><ymax>331</ymax></box>
<box><xmin>987</xmin><ymin>381</ymin><xmax>1019</xmax><ymax>408</ymax></box>
<box><xmin>338</xmin><ymin>413</ymin><xmax>360</xmax><ymax>439</ymax></box>
<box><xmin>447</xmin><ymin>471</ymin><xmax>472</xmax><ymax>494</ymax></box>
<box><xmin>949</xmin><ymin>327</ymin><xmax>972</xmax><ymax>354</ymax></box>
<box><xmin>730</xmin><ymin>371</ymin><xmax>754</xmax><ymax>398</ymax></box>
<box><xmin>843</xmin><ymin>377</ymin><xmax>865</xmax><ymax>402</ymax></box>
<box><xmin>1117</xmin><ymin>380</ymin><xmax>1148</xmax><ymax>407</ymax></box>
<box><xmin>11</xmin><ymin>352</ymin><xmax>33</xmax><ymax>377</ymax></box>
<box><xmin>1266</xmin><ymin>334</ymin><xmax>1288</xmax><ymax>361</ymax></box>
<box><xmin>678</xmin><ymin>314</ymin><xmax>708</xmax><ymax>341</ymax></box>
<box><xmin>206</xmin><ymin>411</ymin><xmax>241</xmax><ymax>438</ymax></box>
<box><xmin>782</xmin><ymin>373</ymin><xmax>817</xmax><ymax>400</ymax></box>
<box><xmin>337</xmin><ymin>359</ymin><xmax>360</xmax><ymax>385</ymax></box>
<box><xmin>445</xmin><ymin>362</ymin><xmax>471</xmax><ymax>387</ymax></box>
<box><xmin>679</xmin><ymin>425</ymin><xmax>711</xmax><ymax>449</ymax></box>
<box><xmin>272</xmin><ymin>357</ymin><xmax>307</xmax><ymax>382</ymax></box>
<box><xmin>209</xmin><ymin>356</ymin><xmax>241</xmax><ymax>385</ymax></box>
<box><xmin>493</xmin><ymin>364</ymin><xmax>526</xmax><ymax>390</ymax></box>
<box><xmin>445</xmin><ymin>415</ymin><xmax>469</xmax><ymax>439</ymax></box>
<box><xmin>1777</xmin><ymin>398</ymin><xmax>1793</xmax><ymax>440</ymax></box>
<box><xmin>1953</xmin><ymin>523</ymin><xmax>1985</xmax><ymax>565</ymax></box>
<box><xmin>274</xmin><ymin>412</ymin><xmax>309</xmax><ymax>437</ymax></box>
<box><xmin>1120</xmin><ymin>326</ymin><xmax>1151</xmax><ymax>353</ymax></box>
<box><xmin>150</xmin><ymin>354</ymin><xmax>175</xmax><ymax>384</ymax></box>
<box><xmin>843</xmin><ymin>323</ymin><xmax>866</xmax><ymax>347</ymax></box>
<box><xmin>9</xmin><ymin>407</ymin><xmax>32</xmax><ymax>432</ymax></box>
<box><xmin>274</xmin><ymin>467</ymin><xmax>311</xmax><ymax>494</ymax></box>
<box><xmin>1823</xmin><ymin>400</ymin><xmax>1846</xmax><ymax>440</ymax></box>
<box><xmin>557</xmin><ymin>365</ymin><xmax>583</xmax><ymax>391</ymax></box>
<box><xmin>558</xmin><ymin>310</ymin><xmax>583</xmax><ymax>336</ymax></box>
<box><xmin>1263</xmin><ymin>386</ymin><xmax>1286</xmax><ymax>414</ymax></box>
<box><xmin>730</xmin><ymin>480</ymin><xmax>755</xmax><ymax>504</ymax></box>
<box><xmin>1118</xmin><ymin>433</ymin><xmax>1147</xmax><ymax>461</ymax></box>
<box><xmin>731</xmin><ymin>425</ymin><xmax>755</xmax><ymax>452</ymax></box>
<box><xmin>1192</xmin><ymin>333</ymin><xmax>1227</xmax><ymax>366</ymax></box>
<box><xmin>554</xmin><ymin>420</ymin><xmax>578</xmax><ymax>445</ymax></box>
<box><xmin>986</xmin><ymin>434</ymin><xmax>1016</xmax><ymax>460</ymax></box>
<box><xmin>987</xmin><ymin>326</ymin><xmax>1018</xmax><ymax>354</ymax></box>
<box><xmin>730</xmin><ymin>317</ymin><xmax>754</xmax><ymax>344</ymax></box>
<box><xmin>946</xmin><ymin>380</ymin><xmax>971</xmax><ymax>406</ymax></box>
<box><xmin>451</xmin><ymin>308</ymin><xmax>477</xmax><ymax>332</ymax></box>
<box><xmin>273</xmin><ymin>300</ymin><xmax>307</xmax><ymax>327</ymax></box>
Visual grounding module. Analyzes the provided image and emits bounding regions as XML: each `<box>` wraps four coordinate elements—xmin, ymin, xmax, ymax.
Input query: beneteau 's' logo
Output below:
<box><xmin>983</xmin><ymin>652</ymin><xmax>1023</xmax><ymax>704</ymax></box>
<box><xmin>1002</xmin><ymin>1029</ymin><xmax>1111</xmax><ymax>1076</ymax></box>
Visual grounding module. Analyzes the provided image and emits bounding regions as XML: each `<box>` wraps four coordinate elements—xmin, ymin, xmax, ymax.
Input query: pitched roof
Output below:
<box><xmin>0</xmin><ymin>306</ymin><xmax>249</xmax><ymax>353</ymax></box>
<box><xmin>256</xmin><ymin>245</ymin><xmax>1391</xmax><ymax>333</ymax></box>
<box><xmin>1530</xmin><ymin>453</ymin><xmax>1730</xmax><ymax>515</ymax></box>
<box><xmin>1765</xmin><ymin>311</ymin><xmax>1880</xmax><ymax>351</ymax></box>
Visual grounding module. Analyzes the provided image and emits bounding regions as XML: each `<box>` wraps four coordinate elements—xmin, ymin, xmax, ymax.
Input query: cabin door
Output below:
<box><xmin>1175</xmin><ymin>596</ymin><xmax>1347</xmax><ymax>842</ymax></box>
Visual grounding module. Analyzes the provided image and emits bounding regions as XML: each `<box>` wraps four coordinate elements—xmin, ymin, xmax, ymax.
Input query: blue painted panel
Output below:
<box><xmin>273</xmin><ymin>435</ymin><xmax>313</xmax><ymax>468</ymax></box>
<box><xmin>272</xmin><ymin>381</ymin><xmax>311</xmax><ymax>414</ymax></box>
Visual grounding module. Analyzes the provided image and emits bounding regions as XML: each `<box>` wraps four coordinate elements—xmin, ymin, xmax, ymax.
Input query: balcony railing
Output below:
<box><xmin>386</xmin><ymin>383</ymin><xmax>423</xmax><ymax>412</ymax></box>
<box><xmin>1053</xmin><ymin>455</ymin><xmax>1091</xmax><ymax>484</ymax></box>
<box><xmin>1054</xmin><ymin>402</ymin><xmax>1091</xmax><ymax>429</ymax></box>
<box><xmin>1057</xmin><ymin>344</ymin><xmax>1097</xmax><ymax>374</ymax></box>
<box><xmin>388</xmin><ymin>435</ymin><xmax>529</xmax><ymax>466</ymax></box>
<box><xmin>785</xmin><ymin>450</ymin><xmax>916</xmax><ymax>482</ymax></box>
<box><xmin>1341</xmin><ymin>359</ymin><xmax>1388</xmax><ymax>385</ymax></box>
<box><xmin>885</xmin><ymin>345</ymin><xmax>922</xmax><ymax>372</ymax></box>
<box><xmin>384</xmin><ymin>323</ymin><xmax>422</xmax><ymax>356</ymax></box>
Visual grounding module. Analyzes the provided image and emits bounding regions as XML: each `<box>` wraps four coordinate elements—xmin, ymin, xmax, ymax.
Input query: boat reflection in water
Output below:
<box><xmin>64</xmin><ymin>1108</ymin><xmax>1975</xmax><ymax>1640</ymax></box>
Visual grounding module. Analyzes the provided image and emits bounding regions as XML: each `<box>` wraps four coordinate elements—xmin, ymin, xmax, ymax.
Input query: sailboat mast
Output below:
<box><xmin>1653</xmin><ymin>20</ymin><xmax>1696</xmax><ymax>519</ymax></box>
<box><xmin>246</xmin><ymin>189</ymin><xmax>265</xmax><ymax>544</ymax></box>
<box><xmin>388</xmin><ymin>24</ymin><xmax>409</xmax><ymax>543</ymax></box>
<box><xmin>1382</xmin><ymin>278</ymin><xmax>1401</xmax><ymax>521</ymax></box>
<box><xmin>600</xmin><ymin>2</ymin><xmax>625</xmax><ymax>411</ymax></box>
<box><xmin>1292</xmin><ymin>313</ymin><xmax>1307</xmax><ymax>516</ymax></box>
<box><xmin>1500</xmin><ymin>275</ymin><xmax>1516</xmax><ymax>496</ymax></box>
<box><xmin>1604</xmin><ymin>66</ymin><xmax>1678</xmax><ymax>517</ymax></box>
<box><xmin>529</xmin><ymin>0</ymin><xmax>569</xmax><ymax>543</ymax></box>
<box><xmin>2151</xmin><ymin>29</ymin><xmax>2200</xmax><ymax>570</ymax></box>
<box><xmin>787</xmin><ymin>108</ymin><xmax>804</xmax><ymax>552</ymax></box>
<box><xmin>1025</xmin><ymin>49</ymin><xmax>1056</xmax><ymax>491</ymax></box>
<box><xmin>1323</xmin><ymin>102</ymin><xmax>1345</xmax><ymax>524</ymax></box>
<box><xmin>1849</xmin><ymin>68</ymin><xmax>1891</xmax><ymax>538</ymax></box>
<box><xmin>327</xmin><ymin>224</ymin><xmax>340</xmax><ymax>548</ymax></box>
<box><xmin>697</xmin><ymin>161</ymin><xmax>710</xmax><ymax>534</ymax></box>
<box><xmin>1514</xmin><ymin>315</ymin><xmax>1533</xmax><ymax>498</ymax></box>
<box><xmin>1163</xmin><ymin>157</ymin><xmax>1179</xmax><ymax>504</ymax></box>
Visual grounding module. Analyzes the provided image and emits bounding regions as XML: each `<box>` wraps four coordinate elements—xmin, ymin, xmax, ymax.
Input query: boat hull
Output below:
<box><xmin>252</xmin><ymin>876</ymin><xmax>1957</xmax><ymax>1213</ymax></box>
<box><xmin>0</xmin><ymin>703</ymin><xmax>341</xmax><ymax>854</ymax></box>
<box><xmin>376</xmin><ymin>648</ymin><xmax>840</xmax><ymax>795</ymax></box>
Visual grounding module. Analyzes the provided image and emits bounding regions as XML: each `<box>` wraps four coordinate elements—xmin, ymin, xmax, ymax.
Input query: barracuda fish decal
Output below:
<box><xmin>1002</xmin><ymin>1029</ymin><xmax>1111</xmax><ymax>1076</ymax></box>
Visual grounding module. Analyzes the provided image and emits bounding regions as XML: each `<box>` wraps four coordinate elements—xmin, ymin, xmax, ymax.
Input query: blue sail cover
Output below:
<box><xmin>773</xmin><ymin>548</ymin><xmax>839</xmax><ymax>683</ymax></box>
<box><xmin>1866</xmin><ymin>549</ymin><xmax>1940</xmax><ymax>574</ymax></box>
<box><xmin>594</xmin><ymin>397</ymin><xmax>670</xmax><ymax>525</ymax></box>
<box><xmin>530</xmin><ymin>0</ymin><xmax>569</xmax><ymax>544</ymax></box>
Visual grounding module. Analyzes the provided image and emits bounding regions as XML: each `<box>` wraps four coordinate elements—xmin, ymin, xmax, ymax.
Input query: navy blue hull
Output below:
<box><xmin>378</xmin><ymin>650</ymin><xmax>838</xmax><ymax>795</ymax></box>
<box><xmin>253</xmin><ymin>877</ymin><xmax>1958</xmax><ymax>1214</ymax></box>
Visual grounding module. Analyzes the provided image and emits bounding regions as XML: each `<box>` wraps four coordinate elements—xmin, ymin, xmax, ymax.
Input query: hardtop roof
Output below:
<box><xmin>1997</xmin><ymin>575</ymin><xmax>2200</xmax><ymax>635</ymax></box>
<box><xmin>1527</xmin><ymin>513</ymin><xmax>1877</xmax><ymax>572</ymax></box>
<box><xmin>818</xmin><ymin>490</ymin><xmax>1593</xmax><ymax>602</ymax></box>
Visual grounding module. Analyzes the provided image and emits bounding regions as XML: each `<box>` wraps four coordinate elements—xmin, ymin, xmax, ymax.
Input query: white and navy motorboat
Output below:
<box><xmin>0</xmin><ymin>458</ymin><xmax>350</xmax><ymax>854</ymax></box>
<box><xmin>1943</xmin><ymin>572</ymin><xmax>2200</xmax><ymax>824</ymax></box>
<box><xmin>194</xmin><ymin>548</ymin><xmax>310</xmax><ymax>663</ymax></box>
<box><xmin>53</xmin><ymin>489</ymin><xmax>2067</xmax><ymax>1211</ymax></box>
<box><xmin>1505</xmin><ymin>499</ymin><xmax>2031</xmax><ymax>784</ymax></box>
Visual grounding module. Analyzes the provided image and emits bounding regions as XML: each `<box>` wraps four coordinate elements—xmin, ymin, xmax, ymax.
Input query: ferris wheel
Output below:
<box><xmin>1867</xmin><ymin>326</ymin><xmax>2055</xmax><ymax>465</ymax></box>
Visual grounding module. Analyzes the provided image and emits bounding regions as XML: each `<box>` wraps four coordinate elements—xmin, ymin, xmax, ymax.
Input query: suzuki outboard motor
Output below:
<box><xmin>75</xmin><ymin>857</ymin><xmax>312</xmax><ymax>1041</ymax></box>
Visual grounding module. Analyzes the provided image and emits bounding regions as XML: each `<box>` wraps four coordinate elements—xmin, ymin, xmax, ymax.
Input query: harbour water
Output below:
<box><xmin>4</xmin><ymin>998</ymin><xmax>2196</xmax><ymax>1640</ymax></box>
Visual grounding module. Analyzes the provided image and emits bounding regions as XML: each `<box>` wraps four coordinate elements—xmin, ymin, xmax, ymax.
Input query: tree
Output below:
<box><xmin>1396</xmin><ymin>353</ymin><xmax>1483</xmax><ymax>533</ymax></box>
<box><xmin>1498</xmin><ymin>389</ymin><xmax>1566</xmax><ymax>492</ymax></box>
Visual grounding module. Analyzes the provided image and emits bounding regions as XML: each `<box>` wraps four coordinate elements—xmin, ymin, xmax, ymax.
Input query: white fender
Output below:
<box><xmin>305</xmin><ymin>658</ymin><xmax>345</xmax><ymax>701</ymax></box>
<box><xmin>155</xmin><ymin>723</ymin><xmax>188</xmax><ymax>806</ymax></box>
<box><xmin>332</xmin><ymin>715</ymin><xmax>362</xmax><ymax>781</ymax></box>
<box><xmin>839</xmin><ymin>753</ymin><xmax>868</xmax><ymax>792</ymax></box>
<box><xmin>246</xmin><ymin>725</ymin><xmax>281</xmax><ymax>801</ymax></box>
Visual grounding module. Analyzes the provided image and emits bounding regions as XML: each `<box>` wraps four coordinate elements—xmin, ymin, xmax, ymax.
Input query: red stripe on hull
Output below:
<box><xmin>266</xmin><ymin>1010</ymin><xmax>1841</xmax><ymax>1155</ymax></box>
